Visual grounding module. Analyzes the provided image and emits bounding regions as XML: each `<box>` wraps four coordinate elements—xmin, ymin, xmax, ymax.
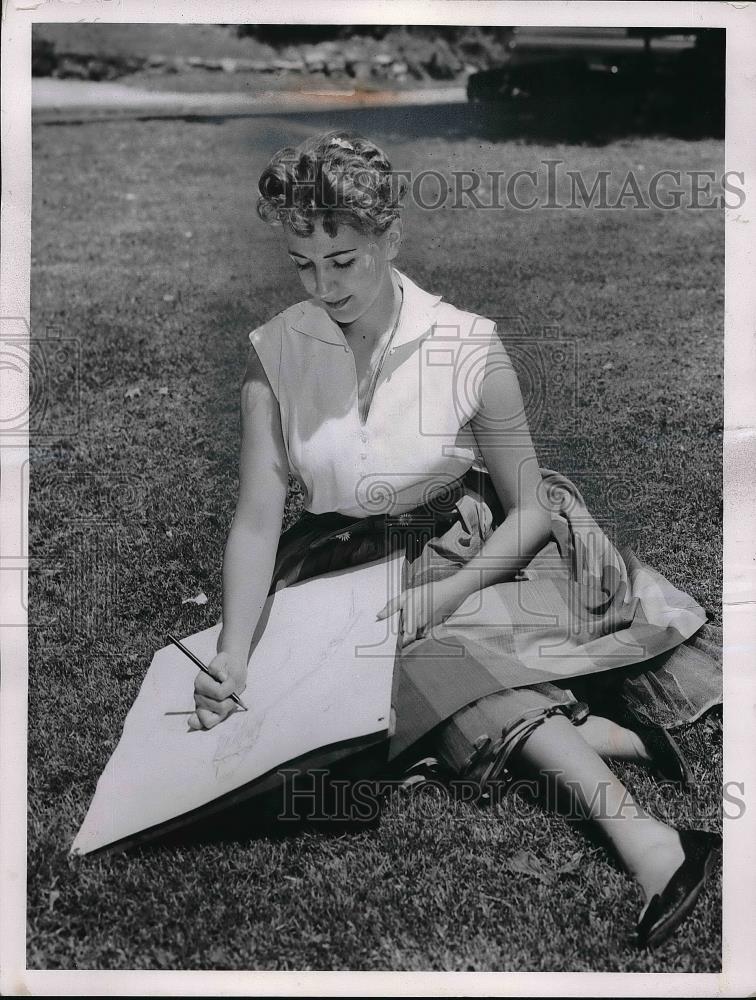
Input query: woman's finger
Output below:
<box><xmin>194</xmin><ymin>693</ymin><xmax>238</xmax><ymax>717</ymax></box>
<box><xmin>400</xmin><ymin>604</ymin><xmax>418</xmax><ymax>645</ymax></box>
<box><xmin>187</xmin><ymin>708</ymin><xmax>223</xmax><ymax>731</ymax></box>
<box><xmin>195</xmin><ymin>707</ymin><xmax>225</xmax><ymax>730</ymax></box>
<box><xmin>194</xmin><ymin>671</ymin><xmax>236</xmax><ymax>700</ymax></box>
<box><xmin>204</xmin><ymin>653</ymin><xmax>230</xmax><ymax>682</ymax></box>
<box><xmin>376</xmin><ymin>594</ymin><xmax>403</xmax><ymax>621</ymax></box>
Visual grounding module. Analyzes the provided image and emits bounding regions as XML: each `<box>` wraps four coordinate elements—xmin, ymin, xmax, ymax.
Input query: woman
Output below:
<box><xmin>188</xmin><ymin>129</ymin><xmax>721</xmax><ymax>950</ymax></box>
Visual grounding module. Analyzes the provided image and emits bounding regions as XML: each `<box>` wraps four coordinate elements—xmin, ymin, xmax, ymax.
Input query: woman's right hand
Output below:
<box><xmin>188</xmin><ymin>651</ymin><xmax>248</xmax><ymax>731</ymax></box>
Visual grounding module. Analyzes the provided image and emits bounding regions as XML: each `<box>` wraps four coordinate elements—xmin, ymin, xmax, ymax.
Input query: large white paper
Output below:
<box><xmin>71</xmin><ymin>554</ymin><xmax>403</xmax><ymax>855</ymax></box>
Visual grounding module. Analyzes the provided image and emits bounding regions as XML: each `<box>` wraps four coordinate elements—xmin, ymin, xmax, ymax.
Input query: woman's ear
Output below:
<box><xmin>384</xmin><ymin>219</ymin><xmax>403</xmax><ymax>261</ymax></box>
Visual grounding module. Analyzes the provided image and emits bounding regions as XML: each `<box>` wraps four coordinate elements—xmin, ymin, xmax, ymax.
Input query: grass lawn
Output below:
<box><xmin>28</xmin><ymin>110</ymin><xmax>723</xmax><ymax>971</ymax></box>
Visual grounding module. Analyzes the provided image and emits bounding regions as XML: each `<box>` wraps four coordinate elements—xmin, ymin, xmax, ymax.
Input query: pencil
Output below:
<box><xmin>167</xmin><ymin>632</ymin><xmax>248</xmax><ymax>712</ymax></box>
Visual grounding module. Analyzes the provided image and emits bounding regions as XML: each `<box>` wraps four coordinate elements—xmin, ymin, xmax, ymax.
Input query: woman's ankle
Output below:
<box><xmin>632</xmin><ymin>824</ymin><xmax>686</xmax><ymax>904</ymax></box>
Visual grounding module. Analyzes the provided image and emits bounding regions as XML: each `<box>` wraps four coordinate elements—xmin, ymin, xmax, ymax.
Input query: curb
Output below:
<box><xmin>31</xmin><ymin>82</ymin><xmax>468</xmax><ymax>125</ymax></box>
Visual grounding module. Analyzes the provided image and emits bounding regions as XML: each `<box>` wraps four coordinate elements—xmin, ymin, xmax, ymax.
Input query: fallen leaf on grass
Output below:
<box><xmin>165</xmin><ymin>528</ymin><xmax>174</xmax><ymax>539</ymax></box>
<box><xmin>602</xmin><ymin>361</ymin><xmax>614</xmax><ymax>371</ymax></box>
<box><xmin>151</xmin><ymin>947</ymin><xmax>176</xmax><ymax>968</ymax></box>
<box><xmin>124</xmin><ymin>386</ymin><xmax>141</xmax><ymax>400</ymax></box>
<box><xmin>703</xmin><ymin>712</ymin><xmax>723</xmax><ymax>736</ymax></box>
<box><xmin>556</xmin><ymin>850</ymin><xmax>585</xmax><ymax>876</ymax></box>
<box><xmin>163</xmin><ymin>294</ymin><xmax>176</xmax><ymax>303</ymax></box>
<box><xmin>48</xmin><ymin>889</ymin><xmax>60</xmax><ymax>913</ymax></box>
<box><xmin>157</xmin><ymin>386</ymin><xmax>169</xmax><ymax>395</ymax></box>
<box><xmin>503</xmin><ymin>849</ymin><xmax>556</xmax><ymax>884</ymax></box>
<box><xmin>503</xmin><ymin>848</ymin><xmax>585</xmax><ymax>884</ymax></box>
<box><xmin>182</xmin><ymin>592</ymin><xmax>208</xmax><ymax>605</ymax></box>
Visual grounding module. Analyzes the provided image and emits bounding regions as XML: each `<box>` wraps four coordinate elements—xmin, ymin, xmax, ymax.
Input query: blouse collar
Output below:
<box><xmin>288</xmin><ymin>268</ymin><xmax>443</xmax><ymax>348</ymax></box>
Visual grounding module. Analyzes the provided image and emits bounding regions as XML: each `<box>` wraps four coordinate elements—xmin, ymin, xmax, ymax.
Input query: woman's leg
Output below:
<box><xmin>576</xmin><ymin>715</ymin><xmax>651</xmax><ymax>763</ymax></box>
<box><xmin>433</xmin><ymin>692</ymin><xmax>683</xmax><ymax>905</ymax></box>
<box><xmin>512</xmin><ymin>713</ymin><xmax>683</xmax><ymax>905</ymax></box>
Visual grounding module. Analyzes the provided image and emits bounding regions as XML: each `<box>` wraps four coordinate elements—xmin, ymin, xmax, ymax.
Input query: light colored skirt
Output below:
<box><xmin>270</xmin><ymin>467</ymin><xmax>722</xmax><ymax>776</ymax></box>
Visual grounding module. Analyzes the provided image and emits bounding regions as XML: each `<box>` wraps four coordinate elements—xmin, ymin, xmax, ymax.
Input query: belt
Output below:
<box><xmin>309</xmin><ymin>476</ymin><xmax>468</xmax><ymax>551</ymax></box>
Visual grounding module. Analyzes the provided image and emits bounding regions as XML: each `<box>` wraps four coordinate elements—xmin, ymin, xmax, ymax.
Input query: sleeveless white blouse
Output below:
<box><xmin>249</xmin><ymin>268</ymin><xmax>498</xmax><ymax>518</ymax></box>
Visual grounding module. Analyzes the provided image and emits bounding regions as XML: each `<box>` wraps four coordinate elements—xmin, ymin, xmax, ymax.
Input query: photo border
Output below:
<box><xmin>2</xmin><ymin>1</ymin><xmax>754</xmax><ymax>995</ymax></box>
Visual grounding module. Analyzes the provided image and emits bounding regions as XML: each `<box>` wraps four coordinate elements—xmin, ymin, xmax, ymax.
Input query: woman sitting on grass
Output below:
<box><xmin>188</xmin><ymin>129</ymin><xmax>721</xmax><ymax>949</ymax></box>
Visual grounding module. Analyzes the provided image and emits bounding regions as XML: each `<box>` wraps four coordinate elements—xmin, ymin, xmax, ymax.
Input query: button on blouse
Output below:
<box><xmin>249</xmin><ymin>268</ymin><xmax>500</xmax><ymax>518</ymax></box>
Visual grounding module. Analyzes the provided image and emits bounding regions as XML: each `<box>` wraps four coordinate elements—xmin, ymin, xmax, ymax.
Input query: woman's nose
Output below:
<box><xmin>313</xmin><ymin>268</ymin><xmax>332</xmax><ymax>299</ymax></box>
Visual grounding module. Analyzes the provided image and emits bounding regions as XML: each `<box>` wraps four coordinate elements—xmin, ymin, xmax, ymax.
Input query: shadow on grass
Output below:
<box><xmin>134</xmin><ymin>743</ymin><xmax>390</xmax><ymax>856</ymax></box>
<box><xmin>42</xmin><ymin>95</ymin><xmax>725</xmax><ymax>146</ymax></box>
<box><xmin>165</xmin><ymin>97</ymin><xmax>726</xmax><ymax>146</ymax></box>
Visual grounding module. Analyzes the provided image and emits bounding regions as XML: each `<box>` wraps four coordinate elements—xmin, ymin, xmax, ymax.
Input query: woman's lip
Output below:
<box><xmin>324</xmin><ymin>295</ymin><xmax>351</xmax><ymax>309</ymax></box>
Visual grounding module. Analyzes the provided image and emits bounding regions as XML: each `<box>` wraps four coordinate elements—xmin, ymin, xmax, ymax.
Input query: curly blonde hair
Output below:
<box><xmin>256</xmin><ymin>129</ymin><xmax>406</xmax><ymax>237</ymax></box>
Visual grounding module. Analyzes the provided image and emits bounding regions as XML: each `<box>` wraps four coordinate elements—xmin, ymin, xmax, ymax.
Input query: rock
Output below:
<box><xmin>390</xmin><ymin>60</ymin><xmax>409</xmax><ymax>76</ymax></box>
<box><xmin>55</xmin><ymin>58</ymin><xmax>89</xmax><ymax>80</ymax></box>
<box><xmin>187</xmin><ymin>56</ymin><xmax>204</xmax><ymax>67</ymax></box>
<box><xmin>220</xmin><ymin>58</ymin><xmax>237</xmax><ymax>73</ymax></box>
<box><xmin>304</xmin><ymin>51</ymin><xmax>326</xmax><ymax>72</ymax></box>
<box><xmin>235</xmin><ymin>59</ymin><xmax>272</xmax><ymax>72</ymax></box>
<box><xmin>147</xmin><ymin>54</ymin><xmax>167</xmax><ymax>67</ymax></box>
<box><xmin>372</xmin><ymin>52</ymin><xmax>394</xmax><ymax>66</ymax></box>
<box><xmin>86</xmin><ymin>59</ymin><xmax>111</xmax><ymax>81</ymax></box>
<box><xmin>428</xmin><ymin>47</ymin><xmax>462</xmax><ymax>80</ymax></box>
<box><xmin>404</xmin><ymin>57</ymin><xmax>426</xmax><ymax>80</ymax></box>
<box><xmin>273</xmin><ymin>58</ymin><xmax>305</xmax><ymax>72</ymax></box>
<box><xmin>347</xmin><ymin>60</ymin><xmax>371</xmax><ymax>80</ymax></box>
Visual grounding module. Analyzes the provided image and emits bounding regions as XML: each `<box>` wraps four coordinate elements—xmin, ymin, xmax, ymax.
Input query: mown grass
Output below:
<box><xmin>28</xmin><ymin>113</ymin><xmax>723</xmax><ymax>971</ymax></box>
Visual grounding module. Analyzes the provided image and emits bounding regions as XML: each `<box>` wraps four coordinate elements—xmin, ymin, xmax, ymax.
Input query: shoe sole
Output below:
<box><xmin>642</xmin><ymin>842</ymin><xmax>719</xmax><ymax>949</ymax></box>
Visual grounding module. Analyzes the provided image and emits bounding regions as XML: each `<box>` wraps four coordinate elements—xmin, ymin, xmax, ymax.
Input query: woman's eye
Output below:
<box><xmin>290</xmin><ymin>257</ymin><xmax>353</xmax><ymax>271</ymax></box>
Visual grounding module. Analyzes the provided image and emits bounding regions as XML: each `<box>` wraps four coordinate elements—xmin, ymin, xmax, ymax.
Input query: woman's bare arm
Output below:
<box><xmin>189</xmin><ymin>345</ymin><xmax>289</xmax><ymax>729</ymax></box>
<box><xmin>378</xmin><ymin>333</ymin><xmax>552</xmax><ymax>642</ymax></box>
<box><xmin>217</xmin><ymin>346</ymin><xmax>289</xmax><ymax>660</ymax></box>
<box><xmin>452</xmin><ymin>334</ymin><xmax>552</xmax><ymax>596</ymax></box>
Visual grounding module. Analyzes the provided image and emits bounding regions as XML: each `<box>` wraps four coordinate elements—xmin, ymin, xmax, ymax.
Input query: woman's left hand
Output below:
<box><xmin>377</xmin><ymin>575</ymin><xmax>465</xmax><ymax>648</ymax></box>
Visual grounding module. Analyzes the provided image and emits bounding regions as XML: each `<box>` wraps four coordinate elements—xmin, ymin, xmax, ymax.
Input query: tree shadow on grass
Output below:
<box><xmin>174</xmin><ymin>94</ymin><xmax>723</xmax><ymax>147</ymax></box>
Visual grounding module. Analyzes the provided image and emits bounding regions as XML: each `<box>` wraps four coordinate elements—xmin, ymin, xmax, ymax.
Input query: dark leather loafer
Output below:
<box><xmin>636</xmin><ymin>723</ymin><xmax>694</xmax><ymax>788</ymax></box>
<box><xmin>398</xmin><ymin>755</ymin><xmax>452</xmax><ymax>790</ymax></box>
<box><xmin>636</xmin><ymin>829</ymin><xmax>721</xmax><ymax>948</ymax></box>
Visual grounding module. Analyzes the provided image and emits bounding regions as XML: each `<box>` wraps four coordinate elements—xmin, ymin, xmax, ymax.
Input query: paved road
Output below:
<box><xmin>32</xmin><ymin>79</ymin><xmax>468</xmax><ymax>123</ymax></box>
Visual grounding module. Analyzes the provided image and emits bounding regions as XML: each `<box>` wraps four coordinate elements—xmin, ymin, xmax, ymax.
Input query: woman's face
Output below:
<box><xmin>283</xmin><ymin>218</ymin><xmax>399</xmax><ymax>326</ymax></box>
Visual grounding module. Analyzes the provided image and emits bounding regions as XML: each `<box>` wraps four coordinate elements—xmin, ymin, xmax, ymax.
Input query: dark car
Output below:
<box><xmin>466</xmin><ymin>27</ymin><xmax>724</xmax><ymax>138</ymax></box>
